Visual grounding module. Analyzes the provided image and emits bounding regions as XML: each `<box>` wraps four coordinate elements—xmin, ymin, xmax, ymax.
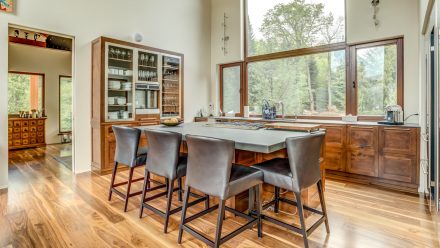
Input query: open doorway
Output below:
<box><xmin>7</xmin><ymin>24</ymin><xmax>74</xmax><ymax>171</ymax></box>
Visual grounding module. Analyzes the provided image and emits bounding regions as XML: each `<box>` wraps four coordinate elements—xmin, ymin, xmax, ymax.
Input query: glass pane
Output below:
<box><xmin>60</xmin><ymin>77</ymin><xmax>72</xmax><ymax>132</ymax></box>
<box><xmin>357</xmin><ymin>44</ymin><xmax>397</xmax><ymax>115</ymax></box>
<box><xmin>107</xmin><ymin>45</ymin><xmax>134</xmax><ymax>121</ymax></box>
<box><xmin>247</xmin><ymin>0</ymin><xmax>345</xmax><ymax>56</ymax></box>
<box><xmin>8</xmin><ymin>73</ymin><xmax>44</xmax><ymax>114</ymax></box>
<box><xmin>248</xmin><ymin>50</ymin><xmax>346</xmax><ymax>116</ymax></box>
<box><xmin>222</xmin><ymin>66</ymin><xmax>241</xmax><ymax>114</ymax></box>
<box><xmin>162</xmin><ymin>55</ymin><xmax>181</xmax><ymax>118</ymax></box>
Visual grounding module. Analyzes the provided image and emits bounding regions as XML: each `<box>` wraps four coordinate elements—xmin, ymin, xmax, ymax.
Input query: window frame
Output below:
<box><xmin>348</xmin><ymin>38</ymin><xmax>404</xmax><ymax>119</ymax></box>
<box><xmin>219</xmin><ymin>62</ymin><xmax>245</xmax><ymax>116</ymax></box>
<box><xmin>8</xmin><ymin>71</ymin><xmax>46</xmax><ymax>116</ymax></box>
<box><xmin>219</xmin><ymin>37</ymin><xmax>404</xmax><ymax>120</ymax></box>
<box><xmin>59</xmin><ymin>75</ymin><xmax>73</xmax><ymax>134</ymax></box>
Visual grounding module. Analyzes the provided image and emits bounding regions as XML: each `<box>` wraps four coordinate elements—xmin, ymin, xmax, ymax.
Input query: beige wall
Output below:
<box><xmin>0</xmin><ymin>0</ymin><xmax>212</xmax><ymax>187</ymax></box>
<box><xmin>210</xmin><ymin>0</ymin><xmax>420</xmax><ymax>123</ymax></box>
<box><xmin>8</xmin><ymin>43</ymin><xmax>72</xmax><ymax>144</ymax></box>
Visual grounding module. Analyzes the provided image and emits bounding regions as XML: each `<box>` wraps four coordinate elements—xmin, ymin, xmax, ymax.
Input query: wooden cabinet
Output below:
<box><xmin>346</xmin><ymin>126</ymin><xmax>379</xmax><ymax>177</ymax></box>
<box><xmin>91</xmin><ymin>37</ymin><xmax>182</xmax><ymax>174</ymax></box>
<box><xmin>8</xmin><ymin>117</ymin><xmax>46</xmax><ymax>150</ymax></box>
<box><xmin>322</xmin><ymin>125</ymin><xmax>346</xmax><ymax>171</ymax></box>
<box><xmin>379</xmin><ymin>127</ymin><xmax>419</xmax><ymax>184</ymax></box>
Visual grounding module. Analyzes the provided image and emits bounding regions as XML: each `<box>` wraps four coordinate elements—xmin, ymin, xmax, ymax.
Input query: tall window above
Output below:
<box><xmin>246</xmin><ymin>0</ymin><xmax>346</xmax><ymax>57</ymax></box>
<box><xmin>59</xmin><ymin>76</ymin><xmax>73</xmax><ymax>133</ymax></box>
<box><xmin>8</xmin><ymin>72</ymin><xmax>44</xmax><ymax>114</ymax></box>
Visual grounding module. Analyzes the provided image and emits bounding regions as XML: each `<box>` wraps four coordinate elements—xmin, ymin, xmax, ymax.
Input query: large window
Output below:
<box><xmin>248</xmin><ymin>50</ymin><xmax>346</xmax><ymax>116</ymax></box>
<box><xmin>8</xmin><ymin>72</ymin><xmax>44</xmax><ymax>115</ymax></box>
<box><xmin>59</xmin><ymin>76</ymin><xmax>72</xmax><ymax>133</ymax></box>
<box><xmin>246</xmin><ymin>0</ymin><xmax>345</xmax><ymax>56</ymax></box>
<box><xmin>354</xmin><ymin>41</ymin><xmax>402</xmax><ymax>116</ymax></box>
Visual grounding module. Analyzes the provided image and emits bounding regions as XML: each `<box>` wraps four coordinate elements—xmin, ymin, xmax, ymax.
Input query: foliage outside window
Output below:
<box><xmin>59</xmin><ymin>76</ymin><xmax>72</xmax><ymax>133</ymax></box>
<box><xmin>8</xmin><ymin>73</ymin><xmax>44</xmax><ymax>114</ymax></box>
<box><xmin>247</xmin><ymin>0</ymin><xmax>345</xmax><ymax>56</ymax></box>
<box><xmin>357</xmin><ymin>44</ymin><xmax>398</xmax><ymax>115</ymax></box>
<box><xmin>221</xmin><ymin>65</ymin><xmax>241</xmax><ymax>114</ymax></box>
<box><xmin>248</xmin><ymin>50</ymin><xmax>346</xmax><ymax>116</ymax></box>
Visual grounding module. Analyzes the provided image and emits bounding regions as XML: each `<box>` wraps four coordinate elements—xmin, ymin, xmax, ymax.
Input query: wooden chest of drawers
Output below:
<box><xmin>8</xmin><ymin>118</ymin><xmax>46</xmax><ymax>150</ymax></box>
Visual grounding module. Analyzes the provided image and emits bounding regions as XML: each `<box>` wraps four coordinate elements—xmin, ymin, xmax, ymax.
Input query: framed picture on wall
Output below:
<box><xmin>0</xmin><ymin>0</ymin><xmax>13</xmax><ymax>13</ymax></box>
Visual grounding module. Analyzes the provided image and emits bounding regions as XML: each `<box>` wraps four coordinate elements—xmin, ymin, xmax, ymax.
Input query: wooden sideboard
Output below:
<box><xmin>8</xmin><ymin>117</ymin><xmax>46</xmax><ymax>150</ymax></box>
<box><xmin>215</xmin><ymin>118</ymin><xmax>421</xmax><ymax>193</ymax></box>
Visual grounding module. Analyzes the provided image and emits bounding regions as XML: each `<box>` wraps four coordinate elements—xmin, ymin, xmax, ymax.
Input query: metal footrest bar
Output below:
<box><xmin>279</xmin><ymin>197</ymin><xmax>324</xmax><ymax>215</ymax></box>
<box><xmin>182</xmin><ymin>204</ymin><xmax>259</xmax><ymax>247</ymax></box>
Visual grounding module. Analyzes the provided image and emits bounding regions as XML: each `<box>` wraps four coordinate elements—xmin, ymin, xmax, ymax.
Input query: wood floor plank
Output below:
<box><xmin>1</xmin><ymin>144</ymin><xmax>439</xmax><ymax>248</ymax></box>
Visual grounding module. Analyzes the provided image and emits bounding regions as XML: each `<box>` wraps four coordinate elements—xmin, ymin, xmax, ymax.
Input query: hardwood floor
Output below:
<box><xmin>1</xmin><ymin>145</ymin><xmax>440</xmax><ymax>248</ymax></box>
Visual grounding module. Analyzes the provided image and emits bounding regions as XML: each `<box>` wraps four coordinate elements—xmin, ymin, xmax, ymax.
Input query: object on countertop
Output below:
<box><xmin>342</xmin><ymin>115</ymin><xmax>358</xmax><ymax>122</ymax></box>
<box><xmin>262</xmin><ymin>100</ymin><xmax>277</xmax><ymax>120</ymax></box>
<box><xmin>264</xmin><ymin>122</ymin><xmax>321</xmax><ymax>133</ymax></box>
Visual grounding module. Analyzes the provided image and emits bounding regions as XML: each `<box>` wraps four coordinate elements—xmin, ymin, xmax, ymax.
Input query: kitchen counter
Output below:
<box><xmin>137</xmin><ymin>122</ymin><xmax>316</xmax><ymax>153</ymax></box>
<box><xmin>213</xmin><ymin>116</ymin><xmax>420</xmax><ymax>128</ymax></box>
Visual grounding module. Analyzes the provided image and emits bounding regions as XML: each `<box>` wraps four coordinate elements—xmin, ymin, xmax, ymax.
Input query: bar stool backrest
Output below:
<box><xmin>185</xmin><ymin>135</ymin><xmax>235</xmax><ymax>199</ymax></box>
<box><xmin>286</xmin><ymin>132</ymin><xmax>325</xmax><ymax>192</ymax></box>
<box><xmin>144</xmin><ymin>129</ymin><xmax>182</xmax><ymax>179</ymax></box>
<box><xmin>112</xmin><ymin>126</ymin><xmax>141</xmax><ymax>167</ymax></box>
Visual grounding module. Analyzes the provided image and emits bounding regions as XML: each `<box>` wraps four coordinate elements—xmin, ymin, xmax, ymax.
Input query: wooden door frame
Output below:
<box><xmin>219</xmin><ymin>62</ymin><xmax>245</xmax><ymax>116</ymax></box>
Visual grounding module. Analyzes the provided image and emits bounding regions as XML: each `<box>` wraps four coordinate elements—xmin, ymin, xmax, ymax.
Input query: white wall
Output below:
<box><xmin>8</xmin><ymin>43</ymin><xmax>72</xmax><ymax>144</ymax></box>
<box><xmin>0</xmin><ymin>0</ymin><xmax>212</xmax><ymax>187</ymax></box>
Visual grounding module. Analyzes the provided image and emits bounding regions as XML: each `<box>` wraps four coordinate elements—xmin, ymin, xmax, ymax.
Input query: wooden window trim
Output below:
<box><xmin>8</xmin><ymin>71</ymin><xmax>46</xmax><ymax>115</ymax></box>
<box><xmin>219</xmin><ymin>37</ymin><xmax>404</xmax><ymax>121</ymax></box>
<box><xmin>59</xmin><ymin>75</ymin><xmax>72</xmax><ymax>134</ymax></box>
<box><xmin>219</xmin><ymin>62</ymin><xmax>245</xmax><ymax>116</ymax></box>
<box><xmin>349</xmin><ymin>38</ymin><xmax>404</xmax><ymax>120</ymax></box>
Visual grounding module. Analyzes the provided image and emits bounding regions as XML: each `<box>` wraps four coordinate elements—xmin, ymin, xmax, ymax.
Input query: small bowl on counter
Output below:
<box><xmin>161</xmin><ymin>118</ymin><xmax>183</xmax><ymax>127</ymax></box>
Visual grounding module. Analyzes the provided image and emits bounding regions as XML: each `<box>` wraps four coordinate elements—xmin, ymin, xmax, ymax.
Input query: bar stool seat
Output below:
<box><xmin>228</xmin><ymin>165</ymin><xmax>263</xmax><ymax>198</ymax></box>
<box><xmin>252</xmin><ymin>158</ymin><xmax>294</xmax><ymax>191</ymax></box>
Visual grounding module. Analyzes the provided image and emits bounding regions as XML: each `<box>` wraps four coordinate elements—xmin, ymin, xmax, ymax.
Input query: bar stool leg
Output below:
<box><xmin>205</xmin><ymin>194</ymin><xmax>210</xmax><ymax>210</ymax></box>
<box><xmin>178</xmin><ymin>186</ymin><xmax>191</xmax><ymax>244</ymax></box>
<box><xmin>295</xmin><ymin>192</ymin><xmax>309</xmax><ymax>248</ymax></box>
<box><xmin>108</xmin><ymin>162</ymin><xmax>118</xmax><ymax>201</ymax></box>
<box><xmin>248</xmin><ymin>187</ymin><xmax>255</xmax><ymax>215</ymax></box>
<box><xmin>255</xmin><ymin>184</ymin><xmax>263</xmax><ymax>238</ymax></box>
<box><xmin>139</xmin><ymin>169</ymin><xmax>150</xmax><ymax>218</ymax></box>
<box><xmin>178</xmin><ymin>178</ymin><xmax>183</xmax><ymax>202</ymax></box>
<box><xmin>146</xmin><ymin>171</ymin><xmax>151</xmax><ymax>190</ymax></box>
<box><xmin>124</xmin><ymin>167</ymin><xmax>135</xmax><ymax>212</ymax></box>
<box><xmin>164</xmin><ymin>179</ymin><xmax>175</xmax><ymax>233</ymax></box>
<box><xmin>274</xmin><ymin>186</ymin><xmax>280</xmax><ymax>213</ymax></box>
<box><xmin>214</xmin><ymin>200</ymin><xmax>226</xmax><ymax>248</ymax></box>
<box><xmin>317</xmin><ymin>180</ymin><xmax>330</xmax><ymax>233</ymax></box>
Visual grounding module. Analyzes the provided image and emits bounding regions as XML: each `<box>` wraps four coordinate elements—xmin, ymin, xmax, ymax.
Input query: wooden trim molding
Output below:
<box><xmin>219</xmin><ymin>62</ymin><xmax>245</xmax><ymax>116</ymax></box>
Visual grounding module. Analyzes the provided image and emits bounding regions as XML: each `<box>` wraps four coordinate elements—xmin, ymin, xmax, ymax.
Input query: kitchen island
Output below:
<box><xmin>138</xmin><ymin>122</ymin><xmax>326</xmax><ymax>212</ymax></box>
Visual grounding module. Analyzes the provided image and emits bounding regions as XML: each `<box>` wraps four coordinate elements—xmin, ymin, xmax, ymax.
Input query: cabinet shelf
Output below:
<box><xmin>109</xmin><ymin>57</ymin><xmax>132</xmax><ymax>63</ymax></box>
<box><xmin>138</xmin><ymin>65</ymin><xmax>157</xmax><ymax>69</ymax></box>
<box><xmin>108</xmin><ymin>89</ymin><xmax>132</xmax><ymax>92</ymax></box>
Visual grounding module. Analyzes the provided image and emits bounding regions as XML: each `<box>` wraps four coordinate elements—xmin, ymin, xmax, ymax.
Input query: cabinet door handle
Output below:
<box><xmin>353</xmin><ymin>81</ymin><xmax>356</xmax><ymax>88</ymax></box>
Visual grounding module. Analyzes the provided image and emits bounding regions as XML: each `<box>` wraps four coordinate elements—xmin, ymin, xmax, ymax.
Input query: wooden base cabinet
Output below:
<box><xmin>346</xmin><ymin>126</ymin><xmax>379</xmax><ymax>177</ymax></box>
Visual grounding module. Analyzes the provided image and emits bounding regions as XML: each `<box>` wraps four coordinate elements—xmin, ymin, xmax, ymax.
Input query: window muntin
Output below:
<box><xmin>248</xmin><ymin>50</ymin><xmax>346</xmax><ymax>116</ymax></box>
<box><xmin>8</xmin><ymin>73</ymin><xmax>44</xmax><ymax>114</ymax></box>
<box><xmin>59</xmin><ymin>76</ymin><xmax>72</xmax><ymax>133</ymax></box>
<box><xmin>246</xmin><ymin>0</ymin><xmax>345</xmax><ymax>57</ymax></box>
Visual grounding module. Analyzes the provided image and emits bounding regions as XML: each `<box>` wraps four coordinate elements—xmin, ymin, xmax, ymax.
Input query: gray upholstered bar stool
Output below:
<box><xmin>252</xmin><ymin>132</ymin><xmax>329</xmax><ymax>248</ymax></box>
<box><xmin>139</xmin><ymin>129</ymin><xmax>209</xmax><ymax>233</ymax></box>
<box><xmin>178</xmin><ymin>135</ymin><xmax>263</xmax><ymax>248</ymax></box>
<box><xmin>109</xmin><ymin>126</ymin><xmax>151</xmax><ymax>212</ymax></box>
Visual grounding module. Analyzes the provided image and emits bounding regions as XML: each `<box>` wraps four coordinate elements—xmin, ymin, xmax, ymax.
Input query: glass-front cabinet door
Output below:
<box><xmin>161</xmin><ymin>55</ymin><xmax>182</xmax><ymax>118</ymax></box>
<box><xmin>105</xmin><ymin>43</ymin><xmax>135</xmax><ymax>121</ymax></box>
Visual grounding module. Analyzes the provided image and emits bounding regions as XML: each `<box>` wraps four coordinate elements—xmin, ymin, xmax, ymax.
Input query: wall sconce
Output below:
<box><xmin>221</xmin><ymin>13</ymin><xmax>230</xmax><ymax>55</ymax></box>
<box><xmin>371</xmin><ymin>0</ymin><xmax>380</xmax><ymax>27</ymax></box>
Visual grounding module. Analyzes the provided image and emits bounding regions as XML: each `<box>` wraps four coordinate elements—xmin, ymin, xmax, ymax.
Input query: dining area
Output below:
<box><xmin>107</xmin><ymin>122</ymin><xmax>329</xmax><ymax>248</ymax></box>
